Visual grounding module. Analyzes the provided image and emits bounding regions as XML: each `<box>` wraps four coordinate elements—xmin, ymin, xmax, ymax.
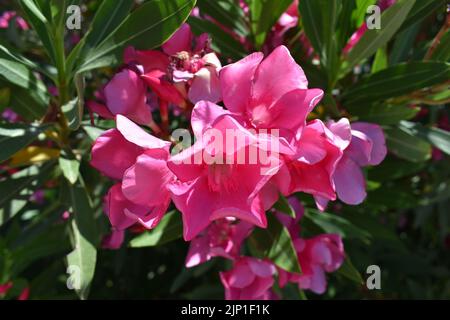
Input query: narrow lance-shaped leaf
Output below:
<box><xmin>341</xmin><ymin>0</ymin><xmax>416</xmax><ymax>75</ymax></box>
<box><xmin>400</xmin><ymin>121</ymin><xmax>450</xmax><ymax>156</ymax></box>
<box><xmin>19</xmin><ymin>0</ymin><xmax>57</xmax><ymax>63</ymax></box>
<box><xmin>59</xmin><ymin>150</ymin><xmax>80</xmax><ymax>185</ymax></box>
<box><xmin>304</xmin><ymin>209</ymin><xmax>372</xmax><ymax>244</ymax></box>
<box><xmin>337</xmin><ymin>256</ymin><xmax>364</xmax><ymax>285</ymax></box>
<box><xmin>342</xmin><ymin>62</ymin><xmax>450</xmax><ymax>107</ymax></box>
<box><xmin>66</xmin><ymin>179</ymin><xmax>98</xmax><ymax>300</ymax></box>
<box><xmin>78</xmin><ymin>0</ymin><xmax>196</xmax><ymax>73</ymax></box>
<box><xmin>0</xmin><ymin>162</ymin><xmax>54</xmax><ymax>227</ymax></box>
<box><xmin>129</xmin><ymin>211</ymin><xmax>182</xmax><ymax>247</ymax></box>
<box><xmin>249</xmin><ymin>0</ymin><xmax>292</xmax><ymax>49</ymax></box>
<box><xmin>248</xmin><ymin>214</ymin><xmax>301</xmax><ymax>273</ymax></box>
<box><xmin>67</xmin><ymin>0</ymin><xmax>134</xmax><ymax>74</ymax></box>
<box><xmin>0</xmin><ymin>123</ymin><xmax>52</xmax><ymax>163</ymax></box>
<box><xmin>384</xmin><ymin>126</ymin><xmax>432</xmax><ymax>163</ymax></box>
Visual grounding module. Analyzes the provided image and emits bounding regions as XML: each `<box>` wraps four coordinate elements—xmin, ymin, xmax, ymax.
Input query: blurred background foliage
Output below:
<box><xmin>0</xmin><ymin>0</ymin><xmax>449</xmax><ymax>299</ymax></box>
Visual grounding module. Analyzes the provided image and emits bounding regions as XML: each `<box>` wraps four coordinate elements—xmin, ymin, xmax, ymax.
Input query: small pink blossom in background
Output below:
<box><xmin>61</xmin><ymin>211</ymin><xmax>71</xmax><ymax>220</ymax></box>
<box><xmin>279</xmin><ymin>234</ymin><xmax>345</xmax><ymax>294</ymax></box>
<box><xmin>101</xmin><ymin>229</ymin><xmax>125</xmax><ymax>250</ymax></box>
<box><xmin>343</xmin><ymin>0</ymin><xmax>396</xmax><ymax>55</ymax></box>
<box><xmin>30</xmin><ymin>189</ymin><xmax>45</xmax><ymax>205</ymax></box>
<box><xmin>0</xmin><ymin>11</ymin><xmax>29</xmax><ymax>30</ymax></box>
<box><xmin>17</xmin><ymin>287</ymin><xmax>30</xmax><ymax>300</ymax></box>
<box><xmin>185</xmin><ymin>219</ymin><xmax>253</xmax><ymax>267</ymax></box>
<box><xmin>220</xmin><ymin>257</ymin><xmax>276</xmax><ymax>300</ymax></box>
<box><xmin>0</xmin><ymin>282</ymin><xmax>13</xmax><ymax>295</ymax></box>
<box><xmin>2</xmin><ymin>108</ymin><xmax>20</xmax><ymax>123</ymax></box>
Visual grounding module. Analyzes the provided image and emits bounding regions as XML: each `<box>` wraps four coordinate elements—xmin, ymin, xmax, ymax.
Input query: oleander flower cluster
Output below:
<box><xmin>90</xmin><ymin>23</ymin><xmax>387</xmax><ymax>299</ymax></box>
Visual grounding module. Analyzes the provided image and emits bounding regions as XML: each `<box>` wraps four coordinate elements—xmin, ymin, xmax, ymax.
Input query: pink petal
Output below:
<box><xmin>248</xmin><ymin>259</ymin><xmax>275</xmax><ymax>277</ymax></box>
<box><xmin>124</xmin><ymin>47</ymin><xmax>169</xmax><ymax>72</ymax></box>
<box><xmin>104</xmin><ymin>184</ymin><xmax>140</xmax><ymax>230</ymax></box>
<box><xmin>86</xmin><ymin>101</ymin><xmax>113</xmax><ymax>119</ymax></box>
<box><xmin>251</xmin><ymin>46</ymin><xmax>308</xmax><ymax>110</ymax></box>
<box><xmin>350</xmin><ymin>122</ymin><xmax>387</xmax><ymax>165</ymax></box>
<box><xmin>162</xmin><ymin>23</ymin><xmax>193</xmax><ymax>55</ymax></box>
<box><xmin>104</xmin><ymin>69</ymin><xmax>152</xmax><ymax>125</ymax></box>
<box><xmin>191</xmin><ymin>101</ymin><xmax>230</xmax><ymax>137</ymax></box>
<box><xmin>334</xmin><ymin>155</ymin><xmax>367</xmax><ymax>205</ymax></box>
<box><xmin>101</xmin><ymin>230</ymin><xmax>125</xmax><ymax>250</ymax></box>
<box><xmin>185</xmin><ymin>235</ymin><xmax>212</xmax><ymax>267</ymax></box>
<box><xmin>91</xmin><ymin>129</ymin><xmax>143</xmax><ymax>180</ymax></box>
<box><xmin>220</xmin><ymin>52</ymin><xmax>264</xmax><ymax>113</ymax></box>
<box><xmin>326</xmin><ymin>118</ymin><xmax>352</xmax><ymax>150</ymax></box>
<box><xmin>122</xmin><ymin>151</ymin><xmax>173</xmax><ymax>207</ymax></box>
<box><xmin>116</xmin><ymin>115</ymin><xmax>171</xmax><ymax>150</ymax></box>
<box><xmin>188</xmin><ymin>66</ymin><xmax>222</xmax><ymax>104</ymax></box>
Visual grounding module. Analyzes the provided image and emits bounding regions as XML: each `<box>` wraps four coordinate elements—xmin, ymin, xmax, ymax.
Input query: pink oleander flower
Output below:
<box><xmin>220</xmin><ymin>257</ymin><xmax>276</xmax><ymax>300</ymax></box>
<box><xmin>343</xmin><ymin>0</ymin><xmax>396</xmax><ymax>55</ymax></box>
<box><xmin>2</xmin><ymin>108</ymin><xmax>20</xmax><ymax>123</ymax></box>
<box><xmin>101</xmin><ymin>229</ymin><xmax>125</xmax><ymax>250</ymax></box>
<box><xmin>315</xmin><ymin>120</ymin><xmax>387</xmax><ymax>208</ymax></box>
<box><xmin>275</xmin><ymin>200</ymin><xmax>345</xmax><ymax>294</ymax></box>
<box><xmin>91</xmin><ymin>115</ymin><xmax>174</xmax><ymax>230</ymax></box>
<box><xmin>279</xmin><ymin>234</ymin><xmax>345</xmax><ymax>294</ymax></box>
<box><xmin>274</xmin><ymin>119</ymin><xmax>345</xmax><ymax>204</ymax></box>
<box><xmin>168</xmin><ymin>101</ymin><xmax>280</xmax><ymax>240</ymax></box>
<box><xmin>0</xmin><ymin>11</ymin><xmax>29</xmax><ymax>30</ymax></box>
<box><xmin>185</xmin><ymin>218</ymin><xmax>253</xmax><ymax>267</ymax></box>
<box><xmin>17</xmin><ymin>287</ymin><xmax>30</xmax><ymax>300</ymax></box>
<box><xmin>126</xmin><ymin>23</ymin><xmax>221</xmax><ymax>106</ymax></box>
<box><xmin>30</xmin><ymin>189</ymin><xmax>45</xmax><ymax>205</ymax></box>
<box><xmin>266</xmin><ymin>0</ymin><xmax>299</xmax><ymax>50</ymax></box>
<box><xmin>87</xmin><ymin>67</ymin><xmax>156</xmax><ymax>128</ymax></box>
<box><xmin>220</xmin><ymin>45</ymin><xmax>323</xmax><ymax>144</ymax></box>
<box><xmin>0</xmin><ymin>282</ymin><xmax>13</xmax><ymax>295</ymax></box>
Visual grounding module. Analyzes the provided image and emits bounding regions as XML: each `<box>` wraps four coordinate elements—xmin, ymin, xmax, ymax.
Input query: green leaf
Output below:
<box><xmin>0</xmin><ymin>162</ymin><xmax>53</xmax><ymax>227</ymax></box>
<box><xmin>398</xmin><ymin>0</ymin><xmax>447</xmax><ymax>33</ymax></box>
<box><xmin>248</xmin><ymin>214</ymin><xmax>301</xmax><ymax>273</ymax></box>
<box><xmin>19</xmin><ymin>0</ymin><xmax>57</xmax><ymax>63</ymax></box>
<box><xmin>389</xmin><ymin>23</ymin><xmax>421</xmax><ymax>64</ymax></box>
<box><xmin>67</xmin><ymin>0</ymin><xmax>133</xmax><ymax>74</ymax></box>
<box><xmin>299</xmin><ymin>0</ymin><xmax>340</xmax><ymax>75</ymax></box>
<box><xmin>337</xmin><ymin>256</ymin><xmax>364</xmax><ymax>284</ymax></box>
<box><xmin>385</xmin><ymin>126</ymin><xmax>432</xmax><ymax>162</ymax></box>
<box><xmin>78</xmin><ymin>0</ymin><xmax>196</xmax><ymax>73</ymax></box>
<box><xmin>129</xmin><ymin>210</ymin><xmax>182</xmax><ymax>247</ymax></box>
<box><xmin>0</xmin><ymin>49</ymin><xmax>49</xmax><ymax>106</ymax></box>
<box><xmin>400</xmin><ymin>121</ymin><xmax>450</xmax><ymax>156</ymax></box>
<box><xmin>66</xmin><ymin>179</ymin><xmax>98</xmax><ymax>300</ymax></box>
<box><xmin>342</xmin><ymin>62</ymin><xmax>450</xmax><ymax>107</ymax></box>
<box><xmin>371</xmin><ymin>46</ymin><xmax>388</xmax><ymax>73</ymax></box>
<box><xmin>0</xmin><ymin>123</ymin><xmax>51</xmax><ymax>163</ymax></box>
<box><xmin>61</xmin><ymin>98</ymin><xmax>81</xmax><ymax>131</ymax></box>
<box><xmin>342</xmin><ymin>0</ymin><xmax>416</xmax><ymax>74</ymax></box>
<box><xmin>348</xmin><ymin>104</ymin><xmax>420</xmax><ymax>125</ymax></box>
<box><xmin>304</xmin><ymin>210</ymin><xmax>372</xmax><ymax>244</ymax></box>
<box><xmin>0</xmin><ymin>87</ymin><xmax>10</xmax><ymax>112</ymax></box>
<box><xmin>196</xmin><ymin>0</ymin><xmax>248</xmax><ymax>37</ymax></box>
<box><xmin>3</xmin><ymin>85</ymin><xmax>48</xmax><ymax>121</ymax></box>
<box><xmin>273</xmin><ymin>194</ymin><xmax>296</xmax><ymax>218</ymax></box>
<box><xmin>368</xmin><ymin>156</ymin><xmax>426</xmax><ymax>182</ymax></box>
<box><xmin>59</xmin><ymin>151</ymin><xmax>80</xmax><ymax>185</ymax></box>
<box><xmin>352</xmin><ymin>0</ymin><xmax>377</xmax><ymax>26</ymax></box>
<box><xmin>189</xmin><ymin>17</ymin><xmax>247</xmax><ymax>61</ymax></box>
<box><xmin>249</xmin><ymin>0</ymin><xmax>292</xmax><ymax>48</ymax></box>
<box><xmin>430</xmin><ymin>29</ymin><xmax>450</xmax><ymax>62</ymax></box>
